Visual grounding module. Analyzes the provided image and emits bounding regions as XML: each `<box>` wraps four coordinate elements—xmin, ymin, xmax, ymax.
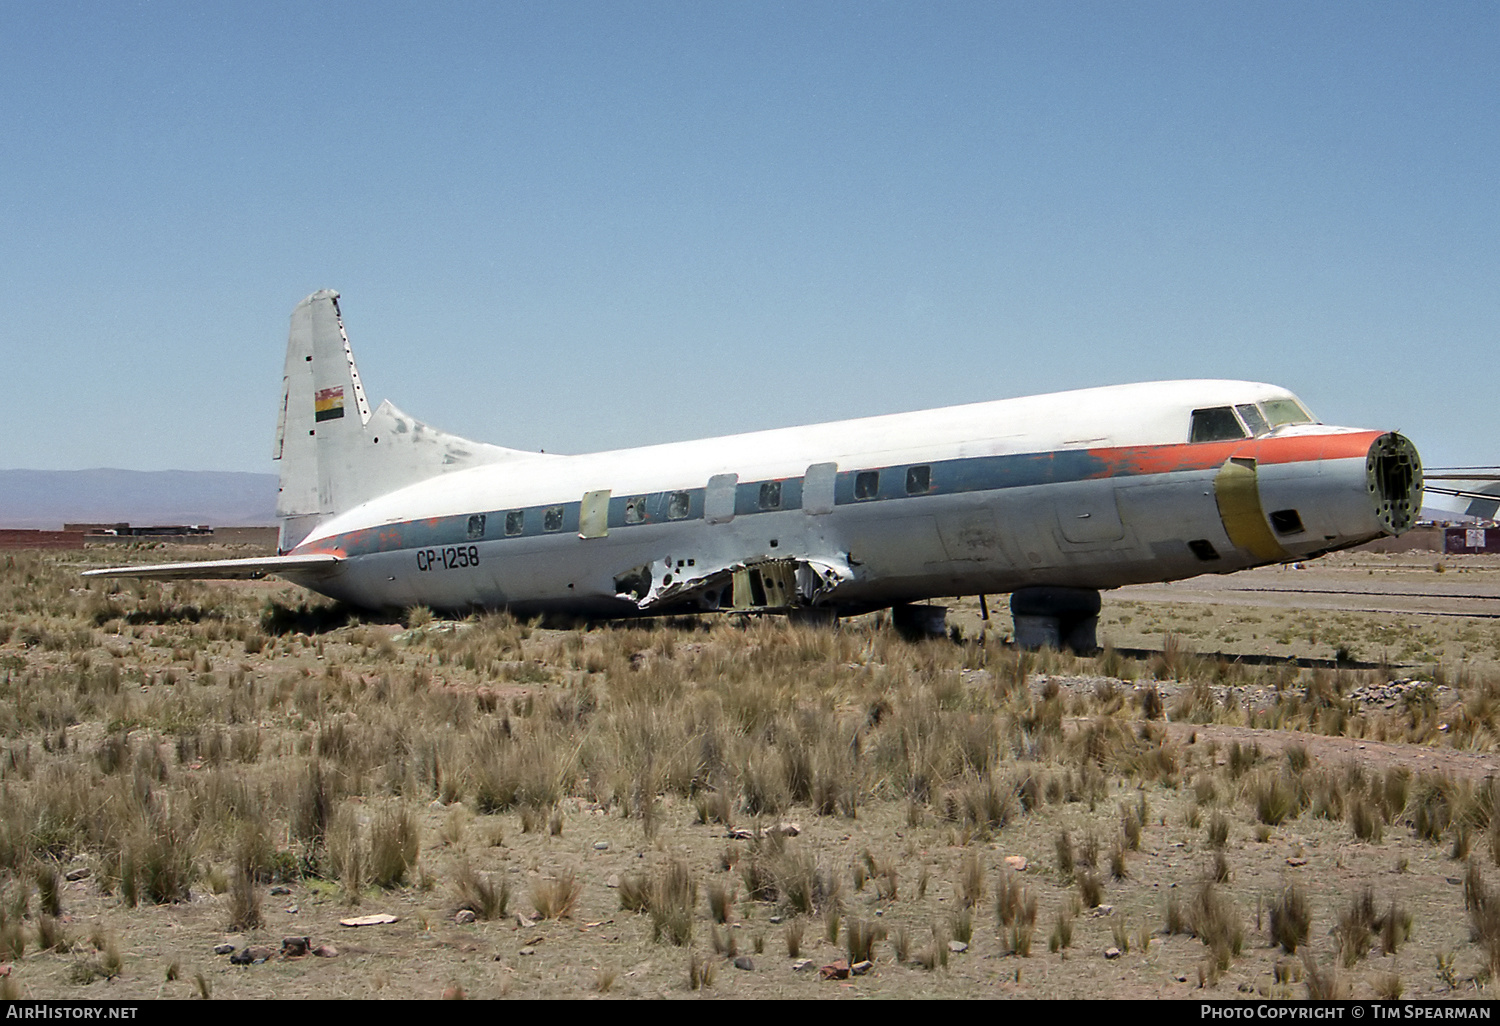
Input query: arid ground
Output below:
<box><xmin>2</xmin><ymin>546</ymin><xmax>1499</xmax><ymax>1000</ymax></box>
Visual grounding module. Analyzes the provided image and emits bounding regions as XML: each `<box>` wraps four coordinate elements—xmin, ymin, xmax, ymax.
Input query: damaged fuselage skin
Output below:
<box><xmin>87</xmin><ymin>291</ymin><xmax>1423</xmax><ymax>649</ymax></box>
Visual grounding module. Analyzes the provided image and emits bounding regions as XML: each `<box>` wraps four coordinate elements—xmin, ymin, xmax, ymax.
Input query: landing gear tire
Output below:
<box><xmin>890</xmin><ymin>603</ymin><xmax>948</xmax><ymax>641</ymax></box>
<box><xmin>788</xmin><ymin>606</ymin><xmax>838</xmax><ymax>627</ymax></box>
<box><xmin>1009</xmin><ymin>587</ymin><xmax>1101</xmax><ymax>654</ymax></box>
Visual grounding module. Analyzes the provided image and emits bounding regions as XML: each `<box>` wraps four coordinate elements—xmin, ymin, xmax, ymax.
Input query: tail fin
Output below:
<box><xmin>273</xmin><ymin>290</ymin><xmax>543</xmax><ymax>551</ymax></box>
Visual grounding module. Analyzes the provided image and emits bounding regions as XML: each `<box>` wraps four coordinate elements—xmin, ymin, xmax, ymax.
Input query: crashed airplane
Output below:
<box><xmin>86</xmin><ymin>290</ymin><xmax>1424</xmax><ymax>649</ymax></box>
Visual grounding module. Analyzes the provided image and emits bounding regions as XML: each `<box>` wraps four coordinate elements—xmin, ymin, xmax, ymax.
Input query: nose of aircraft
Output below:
<box><xmin>1367</xmin><ymin>432</ymin><xmax>1423</xmax><ymax>535</ymax></box>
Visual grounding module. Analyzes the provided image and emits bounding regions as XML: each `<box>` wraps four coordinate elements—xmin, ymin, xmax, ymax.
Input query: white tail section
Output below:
<box><xmin>273</xmin><ymin>290</ymin><xmax>545</xmax><ymax>551</ymax></box>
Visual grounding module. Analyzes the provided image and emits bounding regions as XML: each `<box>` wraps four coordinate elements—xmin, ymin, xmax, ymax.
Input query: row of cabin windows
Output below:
<box><xmin>856</xmin><ymin>464</ymin><xmax>932</xmax><ymax>500</ymax></box>
<box><xmin>625</xmin><ymin>491</ymin><xmax>693</xmax><ymax>524</ymax></box>
<box><xmin>476</xmin><ymin>465</ymin><xmax>940</xmax><ymax>538</ymax></box>
<box><xmin>489</xmin><ymin>491</ymin><xmax>699</xmax><ymax>534</ymax></box>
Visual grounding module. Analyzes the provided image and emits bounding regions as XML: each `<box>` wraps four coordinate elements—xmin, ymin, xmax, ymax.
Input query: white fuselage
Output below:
<box><xmin>285</xmin><ymin>379</ymin><xmax>1417</xmax><ymax>617</ymax></box>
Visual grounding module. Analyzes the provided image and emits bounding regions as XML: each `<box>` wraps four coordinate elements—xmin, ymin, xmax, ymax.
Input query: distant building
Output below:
<box><xmin>1445</xmin><ymin>526</ymin><xmax>1500</xmax><ymax>555</ymax></box>
<box><xmin>0</xmin><ymin>529</ymin><xmax>86</xmax><ymax>550</ymax></box>
<box><xmin>0</xmin><ymin>524</ymin><xmax>279</xmax><ymax>551</ymax></box>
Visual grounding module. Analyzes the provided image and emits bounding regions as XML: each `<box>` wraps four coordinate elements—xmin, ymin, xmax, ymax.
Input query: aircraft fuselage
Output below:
<box><xmin>284</xmin><ymin>379</ymin><xmax>1420</xmax><ymax>620</ymax></box>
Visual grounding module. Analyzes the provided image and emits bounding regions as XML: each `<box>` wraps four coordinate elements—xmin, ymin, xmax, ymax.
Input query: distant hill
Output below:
<box><xmin>0</xmin><ymin>469</ymin><xmax>278</xmax><ymax>530</ymax></box>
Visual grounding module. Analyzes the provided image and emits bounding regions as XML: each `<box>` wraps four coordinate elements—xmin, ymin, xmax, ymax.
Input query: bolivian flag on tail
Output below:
<box><xmin>314</xmin><ymin>386</ymin><xmax>345</xmax><ymax>422</ymax></box>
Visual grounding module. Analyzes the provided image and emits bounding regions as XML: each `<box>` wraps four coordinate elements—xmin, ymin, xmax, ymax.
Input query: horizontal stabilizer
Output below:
<box><xmin>82</xmin><ymin>553</ymin><xmax>342</xmax><ymax>582</ymax></box>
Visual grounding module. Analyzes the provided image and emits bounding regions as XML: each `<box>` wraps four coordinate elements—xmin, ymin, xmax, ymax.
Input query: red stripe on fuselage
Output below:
<box><xmin>1086</xmin><ymin>430</ymin><xmax>1379</xmax><ymax>478</ymax></box>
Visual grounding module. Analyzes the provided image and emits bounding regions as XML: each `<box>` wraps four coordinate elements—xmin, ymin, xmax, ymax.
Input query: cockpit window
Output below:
<box><xmin>1260</xmin><ymin>398</ymin><xmax>1314</xmax><ymax>427</ymax></box>
<box><xmin>1236</xmin><ymin>404</ymin><xmax>1270</xmax><ymax>437</ymax></box>
<box><xmin>1190</xmin><ymin>407</ymin><xmax>1247</xmax><ymax>443</ymax></box>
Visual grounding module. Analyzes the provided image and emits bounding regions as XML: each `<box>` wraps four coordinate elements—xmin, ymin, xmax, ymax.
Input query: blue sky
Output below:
<box><xmin>2</xmin><ymin>1</ymin><xmax>1495</xmax><ymax>472</ymax></box>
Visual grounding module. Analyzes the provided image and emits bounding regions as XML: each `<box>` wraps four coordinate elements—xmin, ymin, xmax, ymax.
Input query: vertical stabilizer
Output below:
<box><xmin>272</xmin><ymin>290</ymin><xmax>549</xmax><ymax>552</ymax></box>
<box><xmin>273</xmin><ymin>291</ymin><xmax>334</xmax><ymax>550</ymax></box>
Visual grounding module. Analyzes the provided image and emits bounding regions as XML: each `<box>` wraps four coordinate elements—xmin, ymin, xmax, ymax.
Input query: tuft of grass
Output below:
<box><xmin>370</xmin><ymin>805</ymin><xmax>420</xmax><ymax>889</ymax></box>
<box><xmin>995</xmin><ymin>871</ymin><xmax>1027</xmax><ymax>927</ymax></box>
<box><xmin>1207</xmin><ymin>810</ymin><xmax>1229</xmax><ymax>848</ymax></box>
<box><xmin>1301</xmin><ymin>951</ymin><xmax>1349</xmax><ymax>1000</ymax></box>
<box><xmin>785</xmin><ymin>918</ymin><xmax>804</xmax><ymax>958</ymax></box>
<box><xmin>1106</xmin><ymin>836</ymin><xmax>1128</xmax><ymax>881</ymax></box>
<box><xmin>1465</xmin><ymin>858</ymin><xmax>1485</xmax><ymax>913</ymax></box>
<box><xmin>951</xmin><ymin>906</ymin><xmax>973</xmax><ymax>944</ymax></box>
<box><xmin>1049</xmin><ymin>909</ymin><xmax>1074</xmax><ymax>953</ymax></box>
<box><xmin>893</xmin><ymin>926</ymin><xmax>911</xmax><ymax>962</ymax></box>
<box><xmin>455</xmin><ymin>863</ymin><xmax>510</xmax><ymax>920</ymax></box>
<box><xmin>1380</xmin><ymin>900</ymin><xmax>1412</xmax><ymax>956</ymax></box>
<box><xmin>847</xmin><ymin>917</ymin><xmax>883</xmax><ymax>963</ymax></box>
<box><xmin>1468</xmin><ymin>865</ymin><xmax>1500</xmax><ymax>980</ymax></box>
<box><xmin>1165</xmin><ymin>894</ymin><xmax>1187</xmax><ymax>935</ymax></box>
<box><xmin>1011</xmin><ymin>917</ymin><xmax>1035</xmax><ymax>958</ymax></box>
<box><xmin>1078</xmin><ymin>870</ymin><xmax>1104</xmax><ymax>908</ymax></box>
<box><xmin>36</xmin><ymin>913</ymin><xmax>69</xmax><ymax>953</ymax></box>
<box><xmin>958</xmin><ymin>851</ymin><xmax>985</xmax><ymax>909</ymax></box>
<box><xmin>620</xmin><ymin>872</ymin><xmax>651</xmax><ymax>913</ymax></box>
<box><xmin>1269</xmin><ymin>882</ymin><xmax>1311</xmax><ymax>954</ymax></box>
<box><xmin>227</xmin><ymin>866</ymin><xmax>263</xmax><ymax>932</ymax></box>
<box><xmin>529</xmin><ymin>871</ymin><xmax>582</xmax><ymax>921</ymax></box>
<box><xmin>710</xmin><ymin>923</ymin><xmax>736</xmax><ymax>957</ymax></box>
<box><xmin>1253</xmin><ymin>772</ymin><xmax>1299</xmax><ymax>826</ymax></box>
<box><xmin>688</xmin><ymin>949</ymin><xmax>715</xmax><ymax>990</ymax></box>
<box><xmin>328</xmin><ymin>805</ymin><xmax>366</xmax><ymax>904</ymax></box>
<box><xmin>1192</xmin><ymin>882</ymin><xmax>1244</xmax><ymax>971</ymax></box>
<box><xmin>707</xmin><ymin>878</ymin><xmax>734</xmax><ymax>924</ymax></box>
<box><xmin>1452</xmin><ymin>822</ymin><xmax>1473</xmax><ymax>861</ymax></box>
<box><xmin>1055</xmin><ymin>830</ymin><xmax>1075</xmax><ymax>881</ymax></box>
<box><xmin>650</xmin><ymin>859</ymin><xmax>697</xmax><ymax>946</ymax></box>
<box><xmin>36</xmin><ymin>863</ymin><xmax>62</xmax><ymax>917</ymax></box>
<box><xmin>774</xmin><ymin>850</ymin><xmax>841</xmax><ymax>918</ymax></box>
<box><xmin>1351</xmin><ymin>796</ymin><xmax>1384</xmax><ymax>843</ymax></box>
<box><xmin>1335</xmin><ymin>888</ymin><xmax>1377</xmax><ymax>968</ymax></box>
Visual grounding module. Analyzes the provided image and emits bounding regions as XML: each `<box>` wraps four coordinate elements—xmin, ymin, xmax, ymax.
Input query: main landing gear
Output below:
<box><xmin>1009</xmin><ymin>586</ymin><xmax>1101</xmax><ymax>654</ymax></box>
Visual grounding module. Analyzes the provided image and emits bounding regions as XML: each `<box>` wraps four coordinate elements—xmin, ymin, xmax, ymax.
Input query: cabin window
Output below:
<box><xmin>1189</xmin><ymin>407</ymin><xmax>1247</xmax><ymax>443</ymax></box>
<box><xmin>667</xmin><ymin>491</ymin><xmax>690</xmax><ymax>520</ymax></box>
<box><xmin>543</xmin><ymin>506</ymin><xmax>564</xmax><ymax>532</ymax></box>
<box><xmin>906</xmin><ymin>465</ymin><xmax>931</xmax><ymax>494</ymax></box>
<box><xmin>466</xmin><ymin>514</ymin><xmax>486</xmax><ymax>540</ymax></box>
<box><xmin>624</xmin><ymin>496</ymin><xmax>647</xmax><ymax>524</ymax></box>
<box><xmin>1236</xmin><ymin>404</ymin><xmax>1270</xmax><ymax>437</ymax></box>
<box><xmin>505</xmin><ymin>510</ymin><xmax>525</xmax><ymax>536</ymax></box>
<box><xmin>1261</xmin><ymin>398</ymin><xmax>1314</xmax><ymax>427</ymax></box>
<box><xmin>854</xmin><ymin>471</ymin><xmax>879</xmax><ymax>500</ymax></box>
<box><xmin>759</xmin><ymin>481</ymin><xmax>782</xmax><ymax>510</ymax></box>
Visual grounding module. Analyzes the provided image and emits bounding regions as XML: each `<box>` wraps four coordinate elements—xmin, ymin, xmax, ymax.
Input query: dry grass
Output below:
<box><xmin>529</xmin><ymin>871</ymin><xmax>582</xmax><ymax>920</ymax></box>
<box><xmin>1</xmin><ymin>550</ymin><xmax>1499</xmax><ymax>997</ymax></box>
<box><xmin>648</xmin><ymin>859</ymin><xmax>697</xmax><ymax>945</ymax></box>
<box><xmin>454</xmin><ymin>863</ymin><xmax>510</xmax><ymax>920</ymax></box>
<box><xmin>1269</xmin><ymin>882</ymin><xmax>1311</xmax><ymax>954</ymax></box>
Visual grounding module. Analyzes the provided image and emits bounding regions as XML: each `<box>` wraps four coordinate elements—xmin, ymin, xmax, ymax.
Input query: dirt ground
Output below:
<box><xmin>3</xmin><ymin>548</ymin><xmax>1500</xmax><ymax>1001</ymax></box>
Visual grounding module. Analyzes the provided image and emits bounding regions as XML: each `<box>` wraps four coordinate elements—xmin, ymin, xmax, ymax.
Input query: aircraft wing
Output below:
<box><xmin>82</xmin><ymin>553</ymin><xmax>342</xmax><ymax>582</ymax></box>
<box><xmin>1424</xmin><ymin>469</ymin><xmax>1500</xmax><ymax>519</ymax></box>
